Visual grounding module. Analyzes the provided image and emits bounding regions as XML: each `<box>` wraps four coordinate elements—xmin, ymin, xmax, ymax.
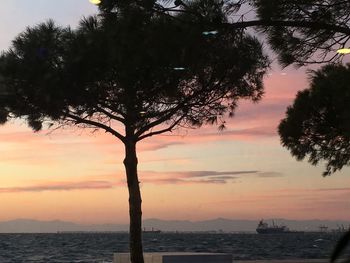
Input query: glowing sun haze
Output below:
<box><xmin>0</xmin><ymin>0</ymin><xmax>349</xmax><ymax>224</ymax></box>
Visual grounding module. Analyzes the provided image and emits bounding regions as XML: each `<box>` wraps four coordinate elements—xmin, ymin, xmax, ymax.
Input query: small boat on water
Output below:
<box><xmin>256</xmin><ymin>220</ymin><xmax>301</xmax><ymax>234</ymax></box>
<box><xmin>143</xmin><ymin>227</ymin><xmax>161</xmax><ymax>234</ymax></box>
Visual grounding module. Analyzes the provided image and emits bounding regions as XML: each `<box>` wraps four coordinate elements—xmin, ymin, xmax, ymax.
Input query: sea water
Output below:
<box><xmin>0</xmin><ymin>232</ymin><xmax>348</xmax><ymax>262</ymax></box>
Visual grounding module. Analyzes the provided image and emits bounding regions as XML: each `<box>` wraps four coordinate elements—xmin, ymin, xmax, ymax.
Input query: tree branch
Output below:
<box><xmin>95</xmin><ymin>105</ymin><xmax>126</xmax><ymax>123</ymax></box>
<box><xmin>135</xmin><ymin>76</ymin><xmax>233</xmax><ymax>138</ymax></box>
<box><xmin>137</xmin><ymin>114</ymin><xmax>186</xmax><ymax>141</ymax></box>
<box><xmin>65</xmin><ymin>112</ymin><xmax>125</xmax><ymax>142</ymax></box>
<box><xmin>222</xmin><ymin>20</ymin><xmax>350</xmax><ymax>35</ymax></box>
<box><xmin>134</xmin><ymin>104</ymin><xmax>184</xmax><ymax>138</ymax></box>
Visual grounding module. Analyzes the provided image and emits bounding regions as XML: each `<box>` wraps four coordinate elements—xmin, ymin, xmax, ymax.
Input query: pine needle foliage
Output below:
<box><xmin>253</xmin><ymin>0</ymin><xmax>350</xmax><ymax>66</ymax></box>
<box><xmin>279</xmin><ymin>63</ymin><xmax>350</xmax><ymax>176</ymax></box>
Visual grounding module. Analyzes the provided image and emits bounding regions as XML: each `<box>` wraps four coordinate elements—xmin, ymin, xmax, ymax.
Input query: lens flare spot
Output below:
<box><xmin>89</xmin><ymin>0</ymin><xmax>101</xmax><ymax>5</ymax></box>
<box><xmin>337</xmin><ymin>48</ymin><xmax>350</xmax><ymax>54</ymax></box>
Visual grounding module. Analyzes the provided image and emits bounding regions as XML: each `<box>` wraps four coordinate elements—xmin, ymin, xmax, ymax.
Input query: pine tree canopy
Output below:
<box><xmin>0</xmin><ymin>2</ymin><xmax>269</xmax><ymax>141</ymax></box>
<box><xmin>279</xmin><ymin>63</ymin><xmax>350</xmax><ymax>176</ymax></box>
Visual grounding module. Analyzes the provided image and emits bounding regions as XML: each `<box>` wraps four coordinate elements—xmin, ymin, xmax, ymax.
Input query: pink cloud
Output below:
<box><xmin>95</xmin><ymin>170</ymin><xmax>261</xmax><ymax>185</ymax></box>
<box><xmin>92</xmin><ymin>170</ymin><xmax>283</xmax><ymax>186</ymax></box>
<box><xmin>141</xmin><ymin>178</ymin><xmax>228</xmax><ymax>185</ymax></box>
<box><xmin>0</xmin><ymin>180</ymin><xmax>116</xmax><ymax>193</ymax></box>
<box><xmin>136</xmin><ymin>170</ymin><xmax>281</xmax><ymax>185</ymax></box>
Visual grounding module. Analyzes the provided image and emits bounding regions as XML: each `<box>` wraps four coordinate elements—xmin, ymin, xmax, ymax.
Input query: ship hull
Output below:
<box><xmin>256</xmin><ymin>229</ymin><xmax>303</xmax><ymax>234</ymax></box>
<box><xmin>256</xmin><ymin>228</ymin><xmax>288</xmax><ymax>234</ymax></box>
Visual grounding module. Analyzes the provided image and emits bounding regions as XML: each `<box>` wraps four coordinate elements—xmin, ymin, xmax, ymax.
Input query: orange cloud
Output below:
<box><xmin>0</xmin><ymin>180</ymin><xmax>116</xmax><ymax>193</ymax></box>
<box><xmin>0</xmin><ymin>169</ymin><xmax>277</xmax><ymax>193</ymax></box>
<box><xmin>135</xmin><ymin>170</ymin><xmax>282</xmax><ymax>185</ymax></box>
<box><xmin>91</xmin><ymin>169</ymin><xmax>284</xmax><ymax>186</ymax></box>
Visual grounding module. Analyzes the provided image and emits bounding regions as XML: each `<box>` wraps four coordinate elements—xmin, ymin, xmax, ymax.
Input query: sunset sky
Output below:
<box><xmin>0</xmin><ymin>0</ymin><xmax>349</xmax><ymax>224</ymax></box>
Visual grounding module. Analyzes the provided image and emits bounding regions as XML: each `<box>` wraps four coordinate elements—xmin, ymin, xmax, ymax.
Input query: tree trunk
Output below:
<box><xmin>123</xmin><ymin>138</ymin><xmax>144</xmax><ymax>263</ymax></box>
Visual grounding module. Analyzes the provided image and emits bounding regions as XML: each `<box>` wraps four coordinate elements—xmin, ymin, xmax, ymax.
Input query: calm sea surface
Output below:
<box><xmin>0</xmin><ymin>232</ymin><xmax>348</xmax><ymax>262</ymax></box>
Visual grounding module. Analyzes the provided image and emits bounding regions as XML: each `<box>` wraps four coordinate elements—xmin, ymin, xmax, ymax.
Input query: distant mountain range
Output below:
<box><xmin>0</xmin><ymin>218</ymin><xmax>349</xmax><ymax>233</ymax></box>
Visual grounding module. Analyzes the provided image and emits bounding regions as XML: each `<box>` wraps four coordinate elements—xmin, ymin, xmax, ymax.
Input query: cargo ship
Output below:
<box><xmin>256</xmin><ymin>220</ymin><xmax>297</xmax><ymax>234</ymax></box>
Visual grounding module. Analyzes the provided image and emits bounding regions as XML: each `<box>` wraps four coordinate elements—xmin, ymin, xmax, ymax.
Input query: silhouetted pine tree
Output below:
<box><xmin>279</xmin><ymin>63</ymin><xmax>350</xmax><ymax>176</ymax></box>
<box><xmin>0</xmin><ymin>1</ymin><xmax>269</xmax><ymax>262</ymax></box>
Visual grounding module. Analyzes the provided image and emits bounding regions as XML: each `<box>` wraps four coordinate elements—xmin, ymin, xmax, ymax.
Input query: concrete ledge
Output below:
<box><xmin>235</xmin><ymin>260</ymin><xmax>328</xmax><ymax>263</ymax></box>
<box><xmin>114</xmin><ymin>252</ymin><xmax>232</xmax><ymax>263</ymax></box>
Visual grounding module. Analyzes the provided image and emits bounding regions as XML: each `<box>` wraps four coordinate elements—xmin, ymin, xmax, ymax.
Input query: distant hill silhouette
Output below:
<box><xmin>0</xmin><ymin>218</ymin><xmax>349</xmax><ymax>233</ymax></box>
<box><xmin>0</xmin><ymin>219</ymin><xmax>128</xmax><ymax>233</ymax></box>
